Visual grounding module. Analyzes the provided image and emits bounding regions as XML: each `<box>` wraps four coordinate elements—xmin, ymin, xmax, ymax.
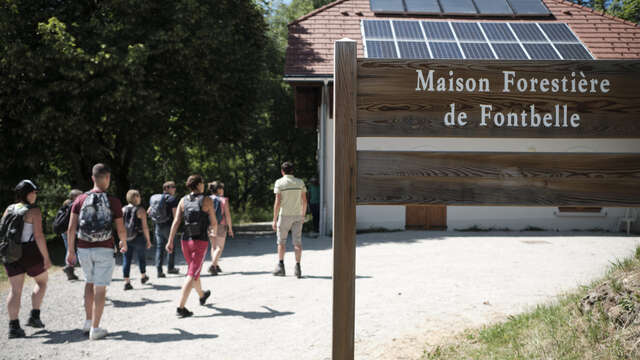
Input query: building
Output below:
<box><xmin>284</xmin><ymin>0</ymin><xmax>640</xmax><ymax>234</ymax></box>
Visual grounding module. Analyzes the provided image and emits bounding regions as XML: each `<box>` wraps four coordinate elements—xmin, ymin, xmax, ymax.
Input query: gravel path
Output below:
<box><xmin>0</xmin><ymin>231</ymin><xmax>638</xmax><ymax>360</ymax></box>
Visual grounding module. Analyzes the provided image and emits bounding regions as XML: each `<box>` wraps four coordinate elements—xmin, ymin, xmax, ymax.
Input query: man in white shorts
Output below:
<box><xmin>272</xmin><ymin>161</ymin><xmax>307</xmax><ymax>278</ymax></box>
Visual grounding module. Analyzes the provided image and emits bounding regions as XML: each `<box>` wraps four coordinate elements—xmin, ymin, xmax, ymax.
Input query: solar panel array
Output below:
<box><xmin>362</xmin><ymin>20</ymin><xmax>593</xmax><ymax>60</ymax></box>
<box><xmin>370</xmin><ymin>0</ymin><xmax>551</xmax><ymax>16</ymax></box>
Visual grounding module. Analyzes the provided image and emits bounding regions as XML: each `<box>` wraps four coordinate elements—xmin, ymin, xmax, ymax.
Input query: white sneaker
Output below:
<box><xmin>89</xmin><ymin>327</ymin><xmax>108</xmax><ymax>340</ymax></box>
<box><xmin>82</xmin><ymin>320</ymin><xmax>92</xmax><ymax>334</ymax></box>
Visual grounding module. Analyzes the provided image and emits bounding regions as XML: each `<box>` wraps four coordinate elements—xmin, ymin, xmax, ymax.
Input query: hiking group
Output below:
<box><xmin>1</xmin><ymin>161</ymin><xmax>309</xmax><ymax>340</ymax></box>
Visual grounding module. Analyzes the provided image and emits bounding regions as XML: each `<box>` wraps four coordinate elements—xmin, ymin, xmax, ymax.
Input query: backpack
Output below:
<box><xmin>52</xmin><ymin>203</ymin><xmax>72</xmax><ymax>235</ymax></box>
<box><xmin>149</xmin><ymin>193</ymin><xmax>170</xmax><ymax>224</ymax></box>
<box><xmin>211</xmin><ymin>195</ymin><xmax>224</xmax><ymax>224</ymax></box>
<box><xmin>77</xmin><ymin>192</ymin><xmax>113</xmax><ymax>242</ymax></box>
<box><xmin>123</xmin><ymin>205</ymin><xmax>142</xmax><ymax>241</ymax></box>
<box><xmin>183</xmin><ymin>194</ymin><xmax>208</xmax><ymax>238</ymax></box>
<box><xmin>0</xmin><ymin>203</ymin><xmax>32</xmax><ymax>264</ymax></box>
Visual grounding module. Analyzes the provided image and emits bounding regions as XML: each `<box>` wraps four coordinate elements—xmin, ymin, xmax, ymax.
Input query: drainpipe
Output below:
<box><xmin>319</xmin><ymin>80</ymin><xmax>329</xmax><ymax>237</ymax></box>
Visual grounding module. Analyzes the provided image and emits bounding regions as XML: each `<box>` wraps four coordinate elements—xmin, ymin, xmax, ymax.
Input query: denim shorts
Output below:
<box><xmin>78</xmin><ymin>247</ymin><xmax>115</xmax><ymax>286</ymax></box>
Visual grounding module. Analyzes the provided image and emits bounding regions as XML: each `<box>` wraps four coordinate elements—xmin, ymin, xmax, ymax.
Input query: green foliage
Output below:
<box><xmin>568</xmin><ymin>0</ymin><xmax>640</xmax><ymax>22</ymax></box>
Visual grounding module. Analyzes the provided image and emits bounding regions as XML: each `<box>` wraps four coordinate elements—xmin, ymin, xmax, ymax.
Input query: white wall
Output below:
<box><xmin>356</xmin><ymin>205</ymin><xmax>405</xmax><ymax>230</ymax></box>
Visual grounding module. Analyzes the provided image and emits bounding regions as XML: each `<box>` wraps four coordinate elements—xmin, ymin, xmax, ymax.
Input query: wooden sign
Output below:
<box><xmin>357</xmin><ymin>60</ymin><xmax>640</xmax><ymax>138</ymax></box>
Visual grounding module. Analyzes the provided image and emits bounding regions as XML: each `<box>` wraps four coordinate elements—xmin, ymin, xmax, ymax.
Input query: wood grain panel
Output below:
<box><xmin>356</xmin><ymin>60</ymin><xmax>640</xmax><ymax>138</ymax></box>
<box><xmin>357</xmin><ymin>151</ymin><xmax>640</xmax><ymax>206</ymax></box>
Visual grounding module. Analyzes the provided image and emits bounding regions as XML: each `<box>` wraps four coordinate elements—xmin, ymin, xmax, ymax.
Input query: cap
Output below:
<box><xmin>15</xmin><ymin>179</ymin><xmax>38</xmax><ymax>193</ymax></box>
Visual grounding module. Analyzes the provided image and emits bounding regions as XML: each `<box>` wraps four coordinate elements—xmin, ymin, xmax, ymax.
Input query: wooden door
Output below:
<box><xmin>406</xmin><ymin>205</ymin><xmax>447</xmax><ymax>230</ymax></box>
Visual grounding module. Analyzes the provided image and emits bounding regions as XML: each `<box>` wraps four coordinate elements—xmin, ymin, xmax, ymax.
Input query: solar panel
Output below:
<box><xmin>510</xmin><ymin>23</ymin><xmax>547</xmax><ymax>42</ymax></box>
<box><xmin>422</xmin><ymin>22</ymin><xmax>455</xmax><ymax>41</ymax></box>
<box><xmin>474</xmin><ymin>0</ymin><xmax>514</xmax><ymax>15</ymax></box>
<box><xmin>508</xmin><ymin>0</ymin><xmax>551</xmax><ymax>15</ymax></box>
<box><xmin>363</xmin><ymin>20</ymin><xmax>394</xmax><ymax>39</ymax></box>
<box><xmin>555</xmin><ymin>44</ymin><xmax>592</xmax><ymax>60</ymax></box>
<box><xmin>393</xmin><ymin>21</ymin><xmax>425</xmax><ymax>40</ymax></box>
<box><xmin>430</xmin><ymin>42</ymin><xmax>464</xmax><ymax>59</ymax></box>
<box><xmin>523</xmin><ymin>43</ymin><xmax>560</xmax><ymax>59</ymax></box>
<box><xmin>405</xmin><ymin>0</ymin><xmax>441</xmax><ymax>13</ymax></box>
<box><xmin>461</xmin><ymin>43</ymin><xmax>495</xmax><ymax>59</ymax></box>
<box><xmin>440</xmin><ymin>0</ymin><xmax>477</xmax><ymax>14</ymax></box>
<box><xmin>366</xmin><ymin>41</ymin><xmax>398</xmax><ymax>58</ymax></box>
<box><xmin>539</xmin><ymin>23</ymin><xmax>579</xmax><ymax>42</ymax></box>
<box><xmin>398</xmin><ymin>42</ymin><xmax>431</xmax><ymax>58</ymax></box>
<box><xmin>370</xmin><ymin>0</ymin><xmax>405</xmax><ymax>13</ymax></box>
<box><xmin>481</xmin><ymin>23</ymin><xmax>517</xmax><ymax>42</ymax></box>
<box><xmin>452</xmin><ymin>22</ymin><xmax>485</xmax><ymax>41</ymax></box>
<box><xmin>492</xmin><ymin>43</ymin><xmax>528</xmax><ymax>59</ymax></box>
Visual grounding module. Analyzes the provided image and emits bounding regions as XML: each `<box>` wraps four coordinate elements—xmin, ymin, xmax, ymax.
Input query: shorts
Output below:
<box><xmin>181</xmin><ymin>240</ymin><xmax>209</xmax><ymax>280</ymax></box>
<box><xmin>277</xmin><ymin>215</ymin><xmax>304</xmax><ymax>246</ymax></box>
<box><xmin>77</xmin><ymin>247</ymin><xmax>115</xmax><ymax>286</ymax></box>
<box><xmin>214</xmin><ymin>224</ymin><xmax>228</xmax><ymax>239</ymax></box>
<box><xmin>3</xmin><ymin>242</ymin><xmax>45</xmax><ymax>278</ymax></box>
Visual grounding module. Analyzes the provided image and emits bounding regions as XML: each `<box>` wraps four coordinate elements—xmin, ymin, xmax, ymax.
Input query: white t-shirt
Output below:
<box><xmin>274</xmin><ymin>175</ymin><xmax>307</xmax><ymax>217</ymax></box>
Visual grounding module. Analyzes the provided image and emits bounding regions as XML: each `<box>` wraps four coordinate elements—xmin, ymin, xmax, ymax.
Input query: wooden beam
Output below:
<box><xmin>357</xmin><ymin>151</ymin><xmax>640</xmax><ymax>206</ymax></box>
<box><xmin>333</xmin><ymin>39</ymin><xmax>357</xmax><ymax>360</ymax></box>
<box><xmin>356</xmin><ymin>60</ymin><xmax>640</xmax><ymax>138</ymax></box>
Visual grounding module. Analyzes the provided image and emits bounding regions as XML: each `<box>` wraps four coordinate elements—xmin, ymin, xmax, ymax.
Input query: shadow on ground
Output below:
<box><xmin>31</xmin><ymin>328</ymin><xmax>217</xmax><ymax>344</ymax></box>
<box><xmin>195</xmin><ymin>305</ymin><xmax>294</xmax><ymax>320</ymax></box>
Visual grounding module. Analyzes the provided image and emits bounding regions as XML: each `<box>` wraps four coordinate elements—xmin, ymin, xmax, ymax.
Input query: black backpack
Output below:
<box><xmin>52</xmin><ymin>203</ymin><xmax>72</xmax><ymax>235</ymax></box>
<box><xmin>0</xmin><ymin>203</ymin><xmax>32</xmax><ymax>264</ymax></box>
<box><xmin>149</xmin><ymin>193</ymin><xmax>170</xmax><ymax>224</ymax></box>
<box><xmin>123</xmin><ymin>205</ymin><xmax>142</xmax><ymax>240</ymax></box>
<box><xmin>183</xmin><ymin>194</ymin><xmax>208</xmax><ymax>238</ymax></box>
<box><xmin>77</xmin><ymin>192</ymin><xmax>113</xmax><ymax>242</ymax></box>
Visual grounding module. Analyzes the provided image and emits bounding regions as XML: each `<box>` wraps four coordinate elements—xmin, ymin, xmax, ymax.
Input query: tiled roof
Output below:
<box><xmin>284</xmin><ymin>0</ymin><xmax>640</xmax><ymax>77</ymax></box>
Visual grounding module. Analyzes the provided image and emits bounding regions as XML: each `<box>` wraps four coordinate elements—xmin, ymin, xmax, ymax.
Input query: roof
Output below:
<box><xmin>284</xmin><ymin>0</ymin><xmax>640</xmax><ymax>77</ymax></box>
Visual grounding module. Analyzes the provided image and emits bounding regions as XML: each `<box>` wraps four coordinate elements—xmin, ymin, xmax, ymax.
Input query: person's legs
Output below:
<box><xmin>179</xmin><ymin>240</ymin><xmax>194</xmax><ymax>308</ymax></box>
<box><xmin>155</xmin><ymin>224</ymin><xmax>167</xmax><ymax>274</ymax></box>
<box><xmin>7</xmin><ymin>273</ymin><xmax>25</xmax><ymax>321</ymax></box>
<box><xmin>30</xmin><ymin>270</ymin><xmax>48</xmax><ymax>311</ymax></box>
<box><xmin>136</xmin><ymin>236</ymin><xmax>147</xmax><ymax>279</ymax></box>
<box><xmin>212</xmin><ymin>235</ymin><xmax>226</xmax><ymax>266</ymax></box>
<box><xmin>162</xmin><ymin>225</ymin><xmax>177</xmax><ymax>272</ymax></box>
<box><xmin>89</xmin><ymin>248</ymin><xmax>115</xmax><ymax>330</ymax></box>
<box><xmin>92</xmin><ymin>286</ymin><xmax>107</xmax><ymax>329</ymax></box>
<box><xmin>84</xmin><ymin>283</ymin><xmax>94</xmax><ymax>321</ymax></box>
<box><xmin>122</xmin><ymin>241</ymin><xmax>134</xmax><ymax>283</ymax></box>
<box><xmin>292</xmin><ymin>217</ymin><xmax>304</xmax><ymax>263</ymax></box>
<box><xmin>311</xmin><ymin>203</ymin><xmax>320</xmax><ymax>232</ymax></box>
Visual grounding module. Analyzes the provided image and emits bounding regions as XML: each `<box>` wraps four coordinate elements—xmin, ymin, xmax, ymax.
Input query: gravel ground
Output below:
<box><xmin>0</xmin><ymin>231</ymin><xmax>638</xmax><ymax>360</ymax></box>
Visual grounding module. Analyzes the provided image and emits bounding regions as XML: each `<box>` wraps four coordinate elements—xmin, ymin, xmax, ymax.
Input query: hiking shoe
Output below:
<box><xmin>141</xmin><ymin>276</ymin><xmax>149</xmax><ymax>284</ymax></box>
<box><xmin>208</xmin><ymin>265</ymin><xmax>218</xmax><ymax>276</ymax></box>
<box><xmin>295</xmin><ymin>263</ymin><xmax>302</xmax><ymax>279</ymax></box>
<box><xmin>63</xmin><ymin>266</ymin><xmax>79</xmax><ymax>281</ymax></box>
<box><xmin>82</xmin><ymin>320</ymin><xmax>92</xmax><ymax>334</ymax></box>
<box><xmin>216</xmin><ymin>265</ymin><xmax>222</xmax><ymax>273</ymax></box>
<box><xmin>124</xmin><ymin>283</ymin><xmax>133</xmax><ymax>291</ymax></box>
<box><xmin>167</xmin><ymin>268</ymin><xmax>180</xmax><ymax>274</ymax></box>
<box><xmin>26</xmin><ymin>316</ymin><xmax>45</xmax><ymax>328</ymax></box>
<box><xmin>157</xmin><ymin>272</ymin><xmax>166</xmax><ymax>278</ymax></box>
<box><xmin>176</xmin><ymin>307</ymin><xmax>193</xmax><ymax>318</ymax></box>
<box><xmin>89</xmin><ymin>327</ymin><xmax>108</xmax><ymax>340</ymax></box>
<box><xmin>8</xmin><ymin>327</ymin><xmax>25</xmax><ymax>339</ymax></box>
<box><xmin>199</xmin><ymin>290</ymin><xmax>211</xmax><ymax>306</ymax></box>
<box><xmin>272</xmin><ymin>263</ymin><xmax>285</xmax><ymax>276</ymax></box>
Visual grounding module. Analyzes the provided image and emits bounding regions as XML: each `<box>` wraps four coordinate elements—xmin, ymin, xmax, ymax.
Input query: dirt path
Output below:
<box><xmin>1</xmin><ymin>231</ymin><xmax>637</xmax><ymax>359</ymax></box>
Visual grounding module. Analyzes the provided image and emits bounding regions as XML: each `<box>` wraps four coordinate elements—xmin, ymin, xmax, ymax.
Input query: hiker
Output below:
<box><xmin>148</xmin><ymin>181</ymin><xmax>179</xmax><ymax>277</ymax></box>
<box><xmin>207</xmin><ymin>181</ymin><xmax>234</xmax><ymax>275</ymax></box>
<box><xmin>66</xmin><ymin>163</ymin><xmax>127</xmax><ymax>340</ymax></box>
<box><xmin>2</xmin><ymin>180</ymin><xmax>51</xmax><ymax>338</ymax></box>
<box><xmin>272</xmin><ymin>161</ymin><xmax>307</xmax><ymax>278</ymax></box>
<box><xmin>166</xmin><ymin>175</ymin><xmax>217</xmax><ymax>317</ymax></box>
<box><xmin>308</xmin><ymin>177</ymin><xmax>320</xmax><ymax>234</ymax></box>
<box><xmin>122</xmin><ymin>190</ymin><xmax>151</xmax><ymax>290</ymax></box>
<box><xmin>53</xmin><ymin>189</ymin><xmax>83</xmax><ymax>281</ymax></box>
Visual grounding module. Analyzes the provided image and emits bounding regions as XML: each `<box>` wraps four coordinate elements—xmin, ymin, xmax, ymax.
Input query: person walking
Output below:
<box><xmin>1</xmin><ymin>180</ymin><xmax>52</xmax><ymax>338</ymax></box>
<box><xmin>66</xmin><ymin>163</ymin><xmax>127</xmax><ymax>340</ymax></box>
<box><xmin>122</xmin><ymin>190</ymin><xmax>151</xmax><ymax>290</ymax></box>
<box><xmin>54</xmin><ymin>189</ymin><xmax>83</xmax><ymax>281</ymax></box>
<box><xmin>207</xmin><ymin>181</ymin><xmax>234</xmax><ymax>275</ymax></box>
<box><xmin>272</xmin><ymin>161</ymin><xmax>307</xmax><ymax>278</ymax></box>
<box><xmin>308</xmin><ymin>177</ymin><xmax>320</xmax><ymax>234</ymax></box>
<box><xmin>148</xmin><ymin>181</ymin><xmax>179</xmax><ymax>278</ymax></box>
<box><xmin>166</xmin><ymin>175</ymin><xmax>217</xmax><ymax>317</ymax></box>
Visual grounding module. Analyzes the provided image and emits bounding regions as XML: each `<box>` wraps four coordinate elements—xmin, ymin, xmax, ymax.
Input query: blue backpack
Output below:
<box><xmin>211</xmin><ymin>195</ymin><xmax>223</xmax><ymax>224</ymax></box>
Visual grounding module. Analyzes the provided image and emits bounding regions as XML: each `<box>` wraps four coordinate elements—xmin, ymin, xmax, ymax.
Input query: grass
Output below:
<box><xmin>422</xmin><ymin>245</ymin><xmax>640</xmax><ymax>360</ymax></box>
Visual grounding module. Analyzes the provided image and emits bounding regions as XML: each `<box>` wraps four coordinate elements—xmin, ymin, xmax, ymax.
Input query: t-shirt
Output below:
<box><xmin>274</xmin><ymin>175</ymin><xmax>307</xmax><ymax>217</ymax></box>
<box><xmin>71</xmin><ymin>190</ymin><xmax>123</xmax><ymax>249</ymax></box>
<box><xmin>309</xmin><ymin>184</ymin><xmax>320</xmax><ymax>205</ymax></box>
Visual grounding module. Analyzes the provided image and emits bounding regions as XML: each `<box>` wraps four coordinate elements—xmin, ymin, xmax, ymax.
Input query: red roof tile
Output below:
<box><xmin>284</xmin><ymin>0</ymin><xmax>640</xmax><ymax>77</ymax></box>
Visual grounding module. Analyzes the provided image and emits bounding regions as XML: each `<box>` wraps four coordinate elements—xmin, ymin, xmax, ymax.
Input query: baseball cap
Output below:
<box><xmin>15</xmin><ymin>179</ymin><xmax>38</xmax><ymax>193</ymax></box>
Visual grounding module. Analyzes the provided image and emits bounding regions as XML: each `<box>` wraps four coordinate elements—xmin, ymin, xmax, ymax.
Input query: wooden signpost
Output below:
<box><xmin>332</xmin><ymin>39</ymin><xmax>640</xmax><ymax>359</ymax></box>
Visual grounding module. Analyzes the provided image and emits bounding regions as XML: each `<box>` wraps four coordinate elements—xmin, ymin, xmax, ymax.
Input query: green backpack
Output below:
<box><xmin>0</xmin><ymin>203</ymin><xmax>32</xmax><ymax>264</ymax></box>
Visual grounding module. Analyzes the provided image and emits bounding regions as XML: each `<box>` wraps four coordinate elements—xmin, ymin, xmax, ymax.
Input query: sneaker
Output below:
<box><xmin>167</xmin><ymin>268</ymin><xmax>180</xmax><ymax>274</ymax></box>
<box><xmin>199</xmin><ymin>290</ymin><xmax>211</xmax><ymax>306</ymax></box>
<box><xmin>82</xmin><ymin>320</ymin><xmax>92</xmax><ymax>334</ymax></box>
<box><xmin>208</xmin><ymin>265</ymin><xmax>218</xmax><ymax>276</ymax></box>
<box><xmin>157</xmin><ymin>272</ymin><xmax>166</xmax><ymax>278</ymax></box>
<box><xmin>63</xmin><ymin>266</ymin><xmax>79</xmax><ymax>281</ymax></box>
<box><xmin>124</xmin><ymin>283</ymin><xmax>133</xmax><ymax>291</ymax></box>
<box><xmin>141</xmin><ymin>276</ymin><xmax>149</xmax><ymax>284</ymax></box>
<box><xmin>26</xmin><ymin>316</ymin><xmax>45</xmax><ymax>328</ymax></box>
<box><xmin>272</xmin><ymin>263</ymin><xmax>285</xmax><ymax>277</ymax></box>
<box><xmin>8</xmin><ymin>327</ymin><xmax>25</xmax><ymax>339</ymax></box>
<box><xmin>176</xmin><ymin>307</ymin><xmax>193</xmax><ymax>318</ymax></box>
<box><xmin>295</xmin><ymin>263</ymin><xmax>302</xmax><ymax>279</ymax></box>
<box><xmin>89</xmin><ymin>327</ymin><xmax>108</xmax><ymax>340</ymax></box>
<box><xmin>216</xmin><ymin>265</ymin><xmax>222</xmax><ymax>273</ymax></box>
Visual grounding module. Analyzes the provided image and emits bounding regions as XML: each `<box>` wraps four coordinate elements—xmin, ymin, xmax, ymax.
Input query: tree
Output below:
<box><xmin>568</xmin><ymin>0</ymin><xmax>640</xmax><ymax>22</ymax></box>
